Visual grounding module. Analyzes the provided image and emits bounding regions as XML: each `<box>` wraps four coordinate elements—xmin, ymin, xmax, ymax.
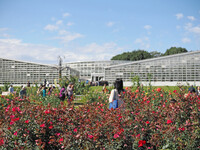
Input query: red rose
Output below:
<box><xmin>156</xmin><ymin>88</ymin><xmax>161</xmax><ymax>92</ymax></box>
<box><xmin>138</xmin><ymin>140</ymin><xmax>146</xmax><ymax>147</ymax></box>
<box><xmin>25</xmin><ymin>120</ymin><xmax>29</xmax><ymax>124</ymax></box>
<box><xmin>167</xmin><ymin>120</ymin><xmax>172</xmax><ymax>124</ymax></box>
<box><xmin>40</xmin><ymin>124</ymin><xmax>45</xmax><ymax>128</ymax></box>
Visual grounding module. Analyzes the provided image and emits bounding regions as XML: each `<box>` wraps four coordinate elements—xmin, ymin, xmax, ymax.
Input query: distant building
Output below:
<box><xmin>104</xmin><ymin>51</ymin><xmax>200</xmax><ymax>86</ymax></box>
<box><xmin>65</xmin><ymin>60</ymin><xmax>130</xmax><ymax>81</ymax></box>
<box><xmin>1</xmin><ymin>50</ymin><xmax>200</xmax><ymax>86</ymax></box>
<box><xmin>0</xmin><ymin>57</ymin><xmax>79</xmax><ymax>85</ymax></box>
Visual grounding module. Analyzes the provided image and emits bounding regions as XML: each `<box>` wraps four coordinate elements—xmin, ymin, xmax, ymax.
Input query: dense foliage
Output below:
<box><xmin>164</xmin><ymin>47</ymin><xmax>188</xmax><ymax>56</ymax></box>
<box><xmin>111</xmin><ymin>50</ymin><xmax>152</xmax><ymax>61</ymax></box>
<box><xmin>0</xmin><ymin>86</ymin><xmax>199</xmax><ymax>149</ymax></box>
<box><xmin>58</xmin><ymin>76</ymin><xmax>90</xmax><ymax>95</ymax></box>
<box><xmin>111</xmin><ymin>47</ymin><xmax>188</xmax><ymax>61</ymax></box>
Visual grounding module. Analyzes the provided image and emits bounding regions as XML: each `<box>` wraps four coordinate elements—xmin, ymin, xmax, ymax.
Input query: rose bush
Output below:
<box><xmin>0</xmin><ymin>86</ymin><xmax>199</xmax><ymax>149</ymax></box>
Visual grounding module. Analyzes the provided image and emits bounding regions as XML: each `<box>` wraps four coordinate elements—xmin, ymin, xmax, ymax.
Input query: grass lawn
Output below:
<box><xmin>89</xmin><ymin>85</ymin><xmax>187</xmax><ymax>92</ymax></box>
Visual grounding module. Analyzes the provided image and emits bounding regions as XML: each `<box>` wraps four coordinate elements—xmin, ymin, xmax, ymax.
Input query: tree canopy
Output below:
<box><xmin>164</xmin><ymin>47</ymin><xmax>188</xmax><ymax>56</ymax></box>
<box><xmin>111</xmin><ymin>47</ymin><xmax>188</xmax><ymax>61</ymax></box>
<box><xmin>111</xmin><ymin>50</ymin><xmax>152</xmax><ymax>61</ymax></box>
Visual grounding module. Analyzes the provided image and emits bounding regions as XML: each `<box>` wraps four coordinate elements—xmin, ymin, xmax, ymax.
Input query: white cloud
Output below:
<box><xmin>185</xmin><ymin>23</ymin><xmax>200</xmax><ymax>35</ymax></box>
<box><xmin>44</xmin><ymin>24</ymin><xmax>59</xmax><ymax>31</ymax></box>
<box><xmin>182</xmin><ymin>37</ymin><xmax>191</xmax><ymax>43</ymax></box>
<box><xmin>175</xmin><ymin>13</ymin><xmax>184</xmax><ymax>19</ymax></box>
<box><xmin>54</xmin><ymin>30</ymin><xmax>83</xmax><ymax>43</ymax></box>
<box><xmin>0</xmin><ymin>38</ymin><xmax>124</xmax><ymax>63</ymax></box>
<box><xmin>187</xmin><ymin>16</ymin><xmax>196</xmax><ymax>21</ymax></box>
<box><xmin>0</xmin><ymin>33</ymin><xmax>10</xmax><ymax>38</ymax></box>
<box><xmin>58</xmin><ymin>30</ymin><xmax>69</xmax><ymax>35</ymax></box>
<box><xmin>134</xmin><ymin>37</ymin><xmax>150</xmax><ymax>50</ymax></box>
<box><xmin>67</xmin><ymin>22</ymin><xmax>74</xmax><ymax>26</ymax></box>
<box><xmin>0</xmin><ymin>39</ymin><xmax>22</xmax><ymax>44</ymax></box>
<box><xmin>0</xmin><ymin>28</ymin><xmax>8</xmax><ymax>32</ymax></box>
<box><xmin>56</xmin><ymin>20</ymin><xmax>63</xmax><ymax>25</ymax></box>
<box><xmin>71</xmin><ymin>42</ymin><xmax>124</xmax><ymax>61</ymax></box>
<box><xmin>189</xmin><ymin>26</ymin><xmax>200</xmax><ymax>34</ymax></box>
<box><xmin>184</xmin><ymin>23</ymin><xmax>193</xmax><ymax>30</ymax></box>
<box><xmin>78</xmin><ymin>42</ymin><xmax>121</xmax><ymax>53</ymax></box>
<box><xmin>0</xmin><ymin>38</ymin><xmax>62</xmax><ymax>63</ymax></box>
<box><xmin>144</xmin><ymin>25</ymin><xmax>152</xmax><ymax>30</ymax></box>
<box><xmin>0</xmin><ymin>28</ymin><xmax>10</xmax><ymax>38</ymax></box>
<box><xmin>44</xmin><ymin>20</ymin><xmax>63</xmax><ymax>31</ymax></box>
<box><xmin>106</xmin><ymin>21</ymin><xmax>115</xmax><ymax>27</ymax></box>
<box><xmin>63</xmin><ymin>13</ymin><xmax>70</xmax><ymax>18</ymax></box>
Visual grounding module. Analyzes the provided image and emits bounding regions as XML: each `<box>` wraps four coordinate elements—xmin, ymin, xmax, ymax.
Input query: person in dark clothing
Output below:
<box><xmin>27</xmin><ymin>81</ymin><xmax>30</xmax><ymax>87</ymax></box>
<box><xmin>188</xmin><ymin>85</ymin><xmax>196</xmax><ymax>93</ymax></box>
<box><xmin>59</xmin><ymin>86</ymin><xmax>66</xmax><ymax>101</ymax></box>
<box><xmin>44</xmin><ymin>79</ymin><xmax>47</xmax><ymax>87</ymax></box>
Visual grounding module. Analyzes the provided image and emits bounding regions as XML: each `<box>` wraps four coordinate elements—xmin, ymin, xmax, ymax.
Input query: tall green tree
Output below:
<box><xmin>111</xmin><ymin>50</ymin><xmax>152</xmax><ymax>61</ymax></box>
<box><xmin>111</xmin><ymin>47</ymin><xmax>188</xmax><ymax>61</ymax></box>
<box><xmin>164</xmin><ymin>47</ymin><xmax>188</xmax><ymax>56</ymax></box>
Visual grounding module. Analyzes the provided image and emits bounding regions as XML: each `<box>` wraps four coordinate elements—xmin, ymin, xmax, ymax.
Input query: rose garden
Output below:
<box><xmin>0</xmin><ymin>78</ymin><xmax>200</xmax><ymax>150</ymax></box>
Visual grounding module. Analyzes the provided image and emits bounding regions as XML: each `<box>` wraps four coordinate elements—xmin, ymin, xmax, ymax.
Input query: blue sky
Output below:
<box><xmin>0</xmin><ymin>0</ymin><xmax>200</xmax><ymax>64</ymax></box>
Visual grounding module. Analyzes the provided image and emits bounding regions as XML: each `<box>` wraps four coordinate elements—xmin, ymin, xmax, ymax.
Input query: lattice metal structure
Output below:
<box><xmin>65</xmin><ymin>60</ymin><xmax>130</xmax><ymax>80</ymax></box>
<box><xmin>0</xmin><ymin>58</ymin><xmax>79</xmax><ymax>85</ymax></box>
<box><xmin>104</xmin><ymin>51</ymin><xmax>200</xmax><ymax>86</ymax></box>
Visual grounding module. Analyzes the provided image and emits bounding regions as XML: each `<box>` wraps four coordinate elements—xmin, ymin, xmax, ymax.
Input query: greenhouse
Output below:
<box><xmin>0</xmin><ymin>58</ymin><xmax>79</xmax><ymax>85</ymax></box>
<box><xmin>65</xmin><ymin>60</ymin><xmax>130</xmax><ymax>81</ymax></box>
<box><xmin>1</xmin><ymin>51</ymin><xmax>200</xmax><ymax>86</ymax></box>
<box><xmin>104</xmin><ymin>51</ymin><xmax>200</xmax><ymax>86</ymax></box>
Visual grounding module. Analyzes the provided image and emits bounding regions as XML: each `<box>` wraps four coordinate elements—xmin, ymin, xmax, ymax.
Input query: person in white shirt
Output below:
<box><xmin>109</xmin><ymin>79</ymin><xmax>124</xmax><ymax>109</ymax></box>
<box><xmin>196</xmin><ymin>86</ymin><xmax>200</xmax><ymax>96</ymax></box>
<box><xmin>109</xmin><ymin>82</ymin><xmax>120</xmax><ymax>109</ymax></box>
<box><xmin>66</xmin><ymin>83</ymin><xmax>74</xmax><ymax>106</ymax></box>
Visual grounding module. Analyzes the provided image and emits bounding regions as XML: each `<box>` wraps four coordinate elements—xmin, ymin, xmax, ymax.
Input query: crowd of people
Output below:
<box><xmin>5</xmin><ymin>78</ymin><xmax>200</xmax><ymax>110</ymax></box>
<box><xmin>35</xmin><ymin>80</ymin><xmax>74</xmax><ymax>106</ymax></box>
<box><xmin>188</xmin><ymin>85</ymin><xmax>200</xmax><ymax>95</ymax></box>
<box><xmin>6</xmin><ymin>79</ymin><xmax>74</xmax><ymax>105</ymax></box>
<box><xmin>58</xmin><ymin>82</ymin><xmax>74</xmax><ymax>105</ymax></box>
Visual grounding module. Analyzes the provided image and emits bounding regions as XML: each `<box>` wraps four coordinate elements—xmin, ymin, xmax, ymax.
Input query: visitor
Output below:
<box><xmin>67</xmin><ymin>83</ymin><xmax>74</xmax><ymax>105</ymax></box>
<box><xmin>27</xmin><ymin>81</ymin><xmax>30</xmax><ymax>87</ymax></box>
<box><xmin>42</xmin><ymin>86</ymin><xmax>46</xmax><ymax>97</ymax></box>
<box><xmin>48</xmin><ymin>85</ymin><xmax>53</xmax><ymax>95</ymax></box>
<box><xmin>8</xmin><ymin>85</ymin><xmax>14</xmax><ymax>94</ymax></box>
<box><xmin>86</xmin><ymin>80</ymin><xmax>89</xmax><ymax>85</ymax></box>
<box><xmin>46</xmin><ymin>81</ymin><xmax>49</xmax><ymax>87</ymax></box>
<box><xmin>37</xmin><ymin>84</ymin><xmax>43</xmax><ymax>96</ymax></box>
<box><xmin>44</xmin><ymin>79</ymin><xmax>47</xmax><ymax>87</ymax></box>
<box><xmin>20</xmin><ymin>86</ymin><xmax>27</xmax><ymax>99</ymax></box>
<box><xmin>109</xmin><ymin>79</ymin><xmax>125</xmax><ymax>110</ymax></box>
<box><xmin>196</xmin><ymin>86</ymin><xmax>200</xmax><ymax>96</ymax></box>
<box><xmin>59</xmin><ymin>86</ymin><xmax>66</xmax><ymax>101</ymax></box>
<box><xmin>188</xmin><ymin>85</ymin><xmax>196</xmax><ymax>93</ymax></box>
<box><xmin>109</xmin><ymin>82</ymin><xmax>119</xmax><ymax>109</ymax></box>
<box><xmin>102</xmin><ymin>84</ymin><xmax>108</xmax><ymax>93</ymax></box>
<box><xmin>19</xmin><ymin>85</ymin><xmax>24</xmax><ymax>99</ymax></box>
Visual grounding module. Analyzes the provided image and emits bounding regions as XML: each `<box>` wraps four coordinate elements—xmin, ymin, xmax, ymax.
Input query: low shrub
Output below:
<box><xmin>0</xmin><ymin>87</ymin><xmax>199</xmax><ymax>149</ymax></box>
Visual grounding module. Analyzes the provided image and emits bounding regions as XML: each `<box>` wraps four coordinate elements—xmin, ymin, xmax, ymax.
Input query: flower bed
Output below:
<box><xmin>0</xmin><ymin>87</ymin><xmax>200</xmax><ymax>149</ymax></box>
